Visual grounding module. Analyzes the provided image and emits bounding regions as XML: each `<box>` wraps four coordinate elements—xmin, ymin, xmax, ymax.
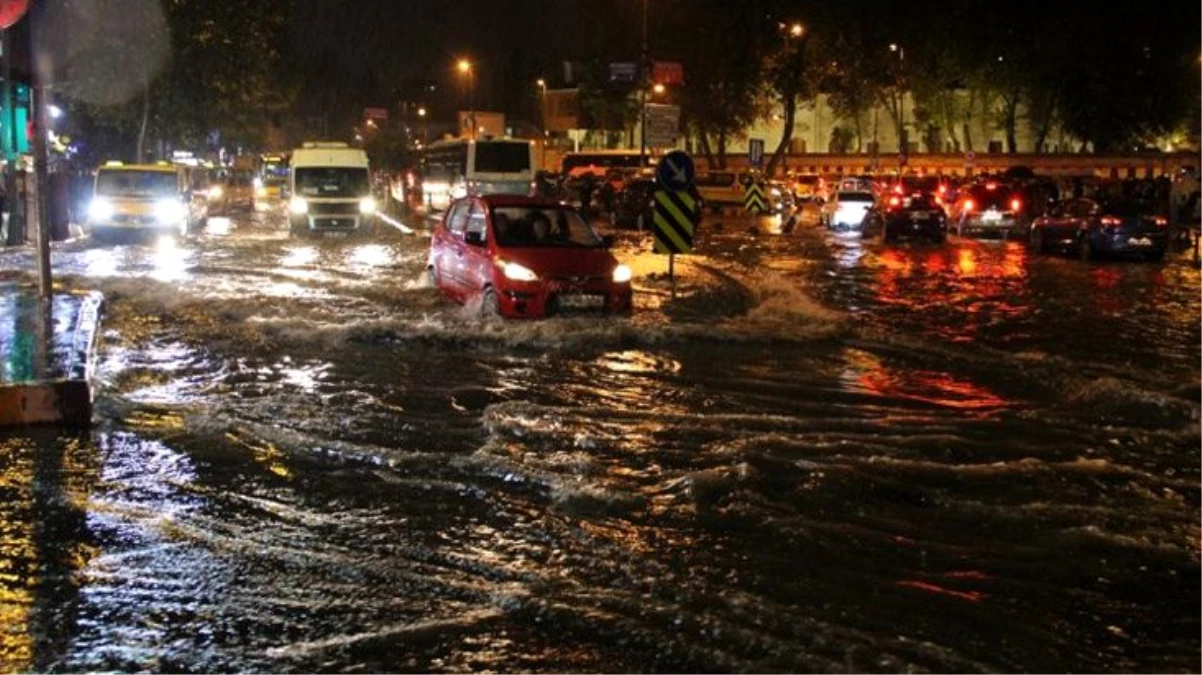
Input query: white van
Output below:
<box><xmin>287</xmin><ymin>142</ymin><xmax>376</xmax><ymax>238</ymax></box>
<box><xmin>419</xmin><ymin>138</ymin><xmax>535</xmax><ymax>212</ymax></box>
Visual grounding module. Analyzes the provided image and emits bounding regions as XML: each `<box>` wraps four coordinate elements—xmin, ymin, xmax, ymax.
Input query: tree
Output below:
<box><xmin>40</xmin><ymin>0</ymin><xmax>294</xmax><ymax>159</ymax></box>
<box><xmin>665</xmin><ymin>1</ymin><xmax>770</xmax><ymax>168</ymax></box>
<box><xmin>763</xmin><ymin>23</ymin><xmax>815</xmax><ymax>176</ymax></box>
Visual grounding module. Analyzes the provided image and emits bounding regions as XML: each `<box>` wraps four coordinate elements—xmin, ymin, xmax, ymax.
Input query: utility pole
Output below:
<box><xmin>638</xmin><ymin>0</ymin><xmax>648</xmax><ymax>168</ymax></box>
<box><xmin>32</xmin><ymin>84</ymin><xmax>51</xmax><ymax>297</ymax></box>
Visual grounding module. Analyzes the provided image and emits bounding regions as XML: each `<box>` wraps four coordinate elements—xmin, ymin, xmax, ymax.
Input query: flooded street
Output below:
<box><xmin>1</xmin><ymin>208</ymin><xmax>1198</xmax><ymax>673</ymax></box>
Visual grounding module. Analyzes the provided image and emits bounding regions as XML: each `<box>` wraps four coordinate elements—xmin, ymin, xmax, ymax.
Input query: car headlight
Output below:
<box><xmin>359</xmin><ymin>197</ymin><xmax>377</xmax><ymax>214</ymax></box>
<box><xmin>88</xmin><ymin>198</ymin><xmax>113</xmax><ymax>221</ymax></box>
<box><xmin>612</xmin><ymin>264</ymin><xmax>632</xmax><ymax>283</ymax></box>
<box><xmin>207</xmin><ymin>185</ymin><xmax>224</xmax><ymax>200</ymax></box>
<box><xmin>502</xmin><ymin>261</ymin><xmax>538</xmax><ymax>282</ymax></box>
<box><xmin>154</xmin><ymin>198</ymin><xmax>187</xmax><ymax>222</ymax></box>
<box><xmin>289</xmin><ymin>197</ymin><xmax>309</xmax><ymax>215</ymax></box>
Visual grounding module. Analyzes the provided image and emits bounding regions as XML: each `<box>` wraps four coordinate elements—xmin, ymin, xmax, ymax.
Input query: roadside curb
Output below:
<box><xmin>0</xmin><ymin>290</ymin><xmax>104</xmax><ymax>427</ymax></box>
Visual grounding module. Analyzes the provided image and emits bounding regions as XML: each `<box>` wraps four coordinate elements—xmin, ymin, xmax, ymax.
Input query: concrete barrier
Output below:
<box><xmin>0</xmin><ymin>290</ymin><xmax>103</xmax><ymax>427</ymax></box>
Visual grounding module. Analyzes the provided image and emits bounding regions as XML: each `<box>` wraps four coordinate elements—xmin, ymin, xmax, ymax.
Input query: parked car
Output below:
<box><xmin>820</xmin><ymin>190</ymin><xmax>876</xmax><ymax>231</ymax></box>
<box><xmin>867</xmin><ymin>191</ymin><xmax>949</xmax><ymax>244</ymax></box>
<box><xmin>427</xmin><ymin>195</ymin><xmax>634</xmax><ymax>318</ymax></box>
<box><xmin>1028</xmin><ymin>197</ymin><xmax>1168</xmax><ymax>261</ymax></box>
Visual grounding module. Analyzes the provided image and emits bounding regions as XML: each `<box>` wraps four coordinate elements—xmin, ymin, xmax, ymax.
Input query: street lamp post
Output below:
<box><xmin>417</xmin><ymin>107</ymin><xmax>427</xmax><ymax>147</ymax></box>
<box><xmin>457</xmin><ymin>59</ymin><xmax>475</xmax><ymax>139</ymax></box>
<box><xmin>890</xmin><ymin>43</ymin><xmax>906</xmax><ymax>162</ymax></box>
<box><xmin>536</xmin><ymin>78</ymin><xmax>547</xmax><ymax>170</ymax></box>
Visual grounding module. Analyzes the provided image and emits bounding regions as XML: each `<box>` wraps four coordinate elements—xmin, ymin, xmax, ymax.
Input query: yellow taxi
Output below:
<box><xmin>87</xmin><ymin>162</ymin><xmax>208</xmax><ymax>239</ymax></box>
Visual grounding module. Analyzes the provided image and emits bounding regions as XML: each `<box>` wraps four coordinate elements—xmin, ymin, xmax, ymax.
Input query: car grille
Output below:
<box><xmin>309</xmin><ymin>201</ymin><xmax>360</xmax><ymax>216</ymax></box>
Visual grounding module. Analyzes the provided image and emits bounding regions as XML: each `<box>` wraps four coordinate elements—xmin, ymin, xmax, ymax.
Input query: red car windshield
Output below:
<box><xmin>492</xmin><ymin>206</ymin><xmax>603</xmax><ymax>248</ymax></box>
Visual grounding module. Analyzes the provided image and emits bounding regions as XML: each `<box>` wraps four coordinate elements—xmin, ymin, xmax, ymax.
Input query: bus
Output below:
<box><xmin>560</xmin><ymin>149</ymin><xmax>646</xmax><ymax>180</ymax></box>
<box><xmin>255</xmin><ymin>153</ymin><xmax>289</xmax><ymax>207</ymax></box>
<box><xmin>420</xmin><ymin>138</ymin><xmax>536</xmax><ymax>211</ymax></box>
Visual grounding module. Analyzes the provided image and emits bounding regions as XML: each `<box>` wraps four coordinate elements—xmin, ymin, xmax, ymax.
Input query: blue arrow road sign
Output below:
<box><xmin>656</xmin><ymin>150</ymin><xmax>695</xmax><ymax>192</ymax></box>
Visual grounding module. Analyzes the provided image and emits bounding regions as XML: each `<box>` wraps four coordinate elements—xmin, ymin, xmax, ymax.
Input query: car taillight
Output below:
<box><xmin>889</xmin><ymin>196</ymin><xmax>901</xmax><ymax>209</ymax></box>
<box><xmin>963</xmin><ymin>199</ymin><xmax>975</xmax><ymax>213</ymax></box>
<box><xmin>893</xmin><ymin>184</ymin><xmax>903</xmax><ymax>195</ymax></box>
<box><xmin>1152</xmin><ymin>216</ymin><xmax>1168</xmax><ymax>227</ymax></box>
<box><xmin>1101</xmin><ymin>216</ymin><xmax>1122</xmax><ymax>227</ymax></box>
<box><xmin>1010</xmin><ymin>198</ymin><xmax>1021</xmax><ymax>212</ymax></box>
<box><xmin>985</xmin><ymin>182</ymin><xmax>998</xmax><ymax>191</ymax></box>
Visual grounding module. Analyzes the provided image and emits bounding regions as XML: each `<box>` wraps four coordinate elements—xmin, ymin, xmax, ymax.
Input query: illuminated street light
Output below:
<box><xmin>652</xmin><ymin>83</ymin><xmax>665</xmax><ymax>95</ymax></box>
<box><xmin>457</xmin><ymin>59</ymin><xmax>475</xmax><ymax>139</ymax></box>
<box><xmin>789</xmin><ymin>23</ymin><xmax>804</xmax><ymax>38</ymax></box>
<box><xmin>48</xmin><ymin>105</ymin><xmax>63</xmax><ymax>119</ymax></box>
<box><xmin>890</xmin><ymin>43</ymin><xmax>906</xmax><ymax>158</ymax></box>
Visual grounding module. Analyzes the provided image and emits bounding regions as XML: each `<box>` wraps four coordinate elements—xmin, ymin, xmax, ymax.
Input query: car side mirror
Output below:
<box><xmin>464</xmin><ymin>230</ymin><xmax>485</xmax><ymax>246</ymax></box>
<box><xmin>601</xmin><ymin>234</ymin><xmax>615</xmax><ymax>248</ymax></box>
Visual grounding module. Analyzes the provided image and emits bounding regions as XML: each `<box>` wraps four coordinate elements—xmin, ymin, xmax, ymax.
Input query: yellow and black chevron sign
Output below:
<box><xmin>744</xmin><ymin>182</ymin><xmax>767</xmax><ymax>214</ymax></box>
<box><xmin>652</xmin><ymin>189</ymin><xmax>700</xmax><ymax>254</ymax></box>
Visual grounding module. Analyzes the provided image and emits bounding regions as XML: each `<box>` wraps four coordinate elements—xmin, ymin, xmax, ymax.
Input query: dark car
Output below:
<box><xmin>950</xmin><ymin>180</ymin><xmax>1026</xmax><ymax>239</ymax></box>
<box><xmin>1028</xmin><ymin>197</ymin><xmax>1168</xmax><ymax>261</ymax></box>
<box><xmin>427</xmin><ymin>195</ymin><xmax>634</xmax><ymax>318</ymax></box>
<box><xmin>867</xmin><ymin>191</ymin><xmax>949</xmax><ymax>244</ymax></box>
<box><xmin>609</xmin><ymin>177</ymin><xmax>657</xmax><ymax>230</ymax></box>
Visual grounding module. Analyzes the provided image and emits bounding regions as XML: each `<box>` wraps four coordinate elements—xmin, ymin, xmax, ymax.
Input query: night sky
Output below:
<box><xmin>287</xmin><ymin>1</ymin><xmax>653</xmax><ymax>118</ymax></box>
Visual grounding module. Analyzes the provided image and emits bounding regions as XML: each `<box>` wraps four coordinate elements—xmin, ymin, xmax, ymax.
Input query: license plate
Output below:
<box><xmin>1128</xmin><ymin>237</ymin><xmax>1152</xmax><ymax>246</ymax></box>
<box><xmin>559</xmin><ymin>294</ymin><xmax>604</xmax><ymax>308</ymax></box>
<box><xmin>324</xmin><ymin>231</ymin><xmax>348</xmax><ymax>239</ymax></box>
<box><xmin>982</xmin><ymin>210</ymin><xmax>1002</xmax><ymax>222</ymax></box>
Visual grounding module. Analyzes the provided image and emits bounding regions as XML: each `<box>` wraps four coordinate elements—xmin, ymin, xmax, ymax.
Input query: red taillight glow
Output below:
<box><xmin>985</xmin><ymin>182</ymin><xmax>998</xmax><ymax>191</ymax></box>
<box><xmin>1101</xmin><ymin>216</ymin><xmax>1122</xmax><ymax>226</ymax></box>
<box><xmin>938</xmin><ymin>185</ymin><xmax>947</xmax><ymax>194</ymax></box>
<box><xmin>963</xmin><ymin>199</ymin><xmax>975</xmax><ymax>213</ymax></box>
<box><xmin>889</xmin><ymin>196</ymin><xmax>901</xmax><ymax>208</ymax></box>
<box><xmin>893</xmin><ymin>184</ymin><xmax>903</xmax><ymax>195</ymax></box>
<box><xmin>1010</xmin><ymin>198</ymin><xmax>1022</xmax><ymax>212</ymax></box>
<box><xmin>1153</xmin><ymin>216</ymin><xmax>1168</xmax><ymax>227</ymax></box>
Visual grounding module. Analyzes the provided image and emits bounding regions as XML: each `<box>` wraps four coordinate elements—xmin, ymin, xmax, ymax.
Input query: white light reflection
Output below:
<box><xmin>281</xmin><ymin>246</ymin><xmax>320</xmax><ymax>268</ymax></box>
<box><xmin>205</xmin><ymin>217</ymin><xmax>233</xmax><ymax>236</ymax></box>
<box><xmin>348</xmin><ymin>244</ymin><xmax>391</xmax><ymax>269</ymax></box>
<box><xmin>151</xmin><ymin>235</ymin><xmax>190</xmax><ymax>282</ymax></box>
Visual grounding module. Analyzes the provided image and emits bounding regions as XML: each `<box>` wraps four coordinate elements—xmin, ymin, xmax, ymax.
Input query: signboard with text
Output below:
<box><xmin>644</xmin><ymin>104</ymin><xmax>681</xmax><ymax>148</ymax></box>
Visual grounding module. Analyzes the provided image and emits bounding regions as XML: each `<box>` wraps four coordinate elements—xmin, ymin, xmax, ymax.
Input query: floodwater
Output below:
<box><xmin>0</xmin><ymin>206</ymin><xmax>1198</xmax><ymax>673</ymax></box>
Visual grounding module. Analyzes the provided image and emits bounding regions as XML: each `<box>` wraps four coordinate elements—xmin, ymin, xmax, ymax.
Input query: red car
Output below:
<box><xmin>427</xmin><ymin>195</ymin><xmax>634</xmax><ymax>318</ymax></box>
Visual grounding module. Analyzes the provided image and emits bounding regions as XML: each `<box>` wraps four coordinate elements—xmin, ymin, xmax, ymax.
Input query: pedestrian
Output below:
<box><xmin>579</xmin><ymin>173</ymin><xmax>597</xmax><ymax>219</ymax></box>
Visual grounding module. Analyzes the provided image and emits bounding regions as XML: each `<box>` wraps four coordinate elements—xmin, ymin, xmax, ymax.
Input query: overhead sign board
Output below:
<box><xmin>652</xmin><ymin>61</ymin><xmax>685</xmax><ymax>85</ymax></box>
<box><xmin>363</xmin><ymin>107</ymin><xmax>389</xmax><ymax>121</ymax></box>
<box><xmin>645</xmin><ymin>104</ymin><xmax>681</xmax><ymax>149</ymax></box>
<box><xmin>609</xmin><ymin>62</ymin><xmax>638</xmax><ymax>83</ymax></box>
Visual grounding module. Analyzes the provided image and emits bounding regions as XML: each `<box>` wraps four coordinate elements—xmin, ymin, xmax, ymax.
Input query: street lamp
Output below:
<box><xmin>535</xmin><ymin>79</ymin><xmax>547</xmax><ymax>170</ymax></box>
<box><xmin>890</xmin><ymin>43</ymin><xmax>906</xmax><ymax>159</ymax></box>
<box><xmin>652</xmin><ymin>82</ymin><xmax>665</xmax><ymax>96</ymax></box>
<box><xmin>417</xmin><ymin>106</ymin><xmax>427</xmax><ymax>147</ymax></box>
<box><xmin>457</xmin><ymin>58</ymin><xmax>475</xmax><ymax>139</ymax></box>
<box><xmin>788</xmin><ymin>22</ymin><xmax>803</xmax><ymax>38</ymax></box>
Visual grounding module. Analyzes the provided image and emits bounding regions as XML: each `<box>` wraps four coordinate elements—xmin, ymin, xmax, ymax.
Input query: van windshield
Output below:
<box><xmin>294</xmin><ymin>167</ymin><xmax>369</xmax><ymax>197</ymax></box>
<box><xmin>95</xmin><ymin>170</ymin><xmax>178</xmax><ymax>198</ymax></box>
<box><xmin>474</xmin><ymin>143</ymin><xmax>530</xmax><ymax>173</ymax></box>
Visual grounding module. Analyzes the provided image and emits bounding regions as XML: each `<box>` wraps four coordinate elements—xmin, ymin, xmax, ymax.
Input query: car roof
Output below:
<box><xmin>474</xmin><ymin>194</ymin><xmax>569</xmax><ymax>208</ymax></box>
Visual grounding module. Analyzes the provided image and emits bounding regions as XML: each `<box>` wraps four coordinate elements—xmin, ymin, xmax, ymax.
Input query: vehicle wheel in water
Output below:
<box><xmin>480</xmin><ymin>287</ymin><xmax>500</xmax><ymax>318</ymax></box>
